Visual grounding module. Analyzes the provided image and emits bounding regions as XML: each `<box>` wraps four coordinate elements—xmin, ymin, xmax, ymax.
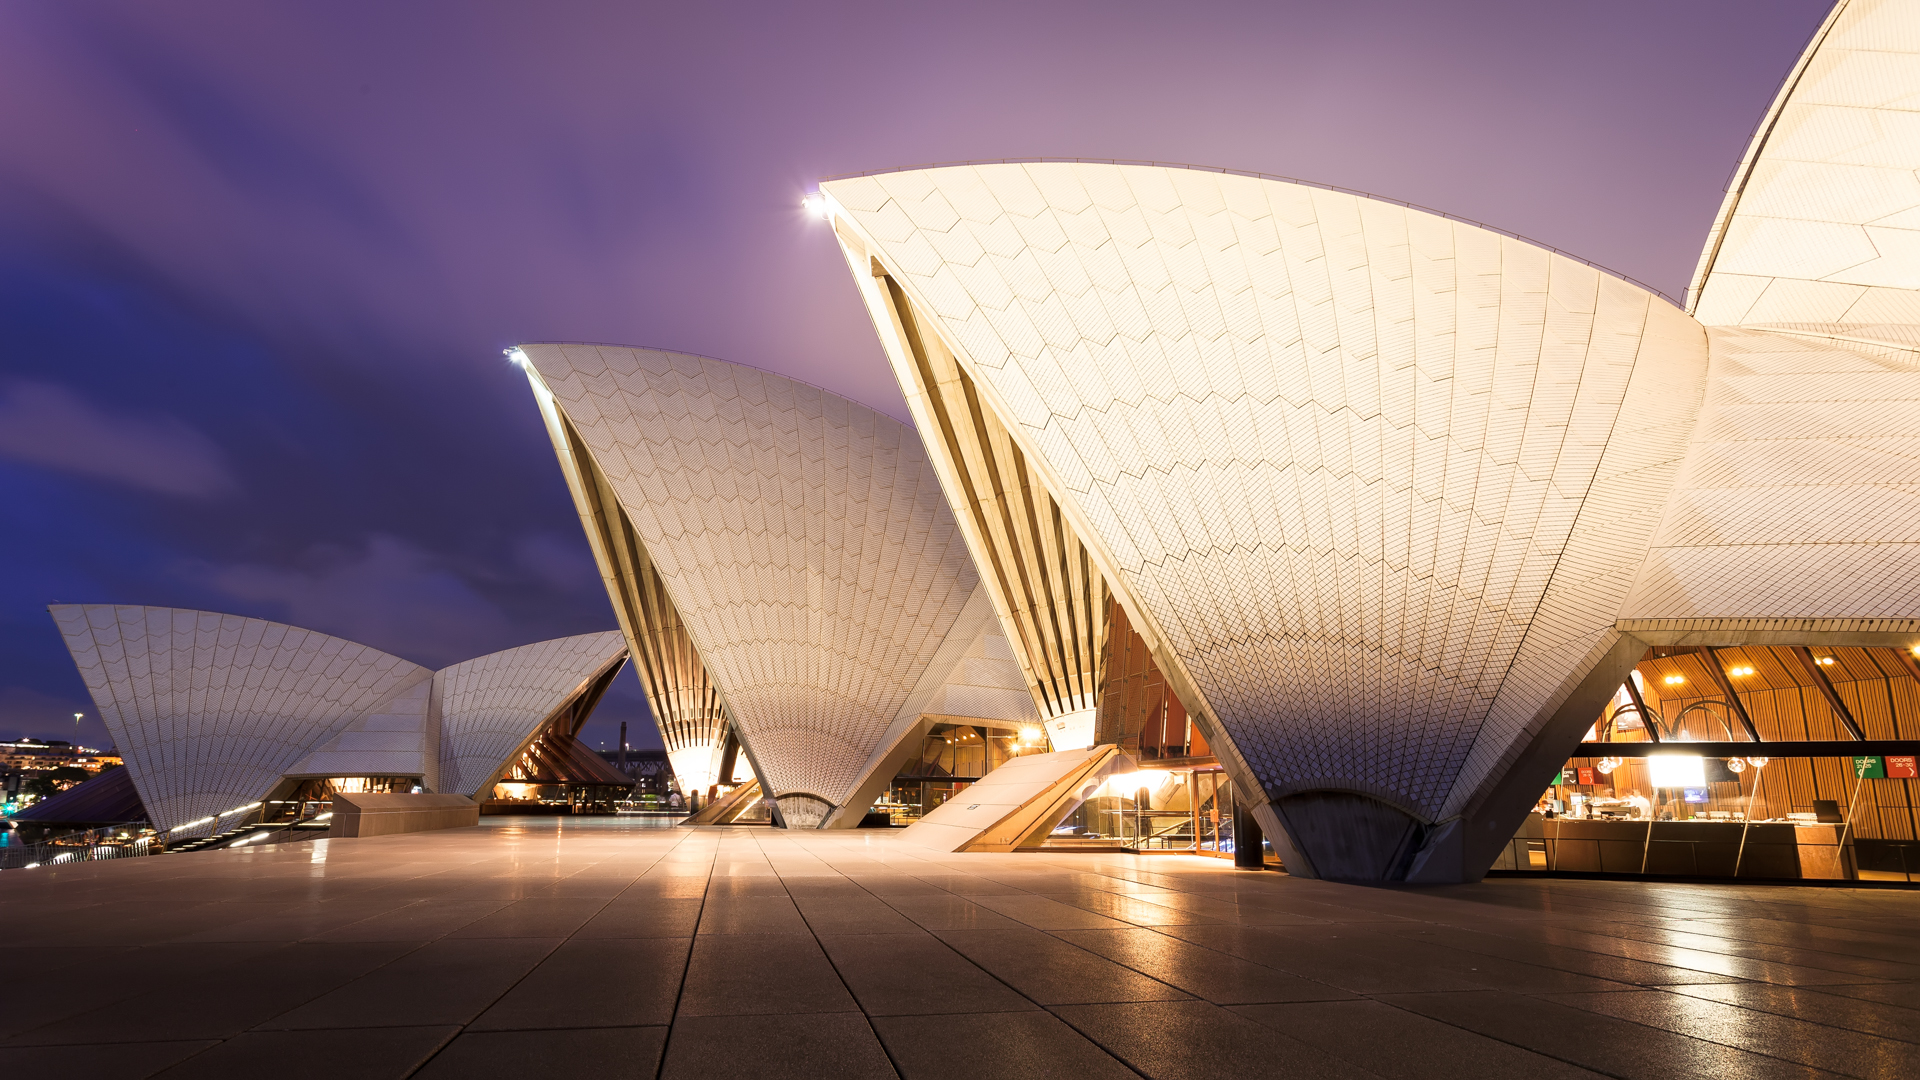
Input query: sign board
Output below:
<box><xmin>1854</xmin><ymin>756</ymin><xmax>1888</xmax><ymax>779</ymax></box>
<box><xmin>1890</xmin><ymin>756</ymin><xmax>1919</xmax><ymax>780</ymax></box>
<box><xmin>1561</xmin><ymin>768</ymin><xmax>1577</xmax><ymax>785</ymax></box>
<box><xmin>1578</xmin><ymin>767</ymin><xmax>1596</xmax><ymax>786</ymax></box>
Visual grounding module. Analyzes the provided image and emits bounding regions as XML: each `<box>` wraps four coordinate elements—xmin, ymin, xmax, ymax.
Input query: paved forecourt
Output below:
<box><xmin>6</xmin><ymin>820</ymin><xmax>1920</xmax><ymax>1079</ymax></box>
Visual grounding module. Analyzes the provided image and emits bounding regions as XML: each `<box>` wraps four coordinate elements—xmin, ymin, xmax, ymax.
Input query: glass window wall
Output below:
<box><xmin>869</xmin><ymin>722</ymin><xmax>1048</xmax><ymax>825</ymax></box>
<box><xmin>1498</xmin><ymin>643</ymin><xmax>1920</xmax><ymax>882</ymax></box>
<box><xmin>1041</xmin><ymin>766</ymin><xmax>1255</xmax><ymax>859</ymax></box>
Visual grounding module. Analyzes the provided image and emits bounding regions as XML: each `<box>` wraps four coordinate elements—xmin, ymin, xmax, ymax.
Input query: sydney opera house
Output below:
<box><xmin>37</xmin><ymin>0</ymin><xmax>1920</xmax><ymax>884</ymax></box>
<box><xmin>39</xmin><ymin>605</ymin><xmax>630</xmax><ymax>840</ymax></box>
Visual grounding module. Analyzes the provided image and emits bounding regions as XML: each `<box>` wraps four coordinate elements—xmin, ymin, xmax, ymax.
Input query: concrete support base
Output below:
<box><xmin>775</xmin><ymin>793</ymin><xmax>834</xmax><ymax>829</ymax></box>
<box><xmin>1232</xmin><ymin>801</ymin><xmax>1265</xmax><ymax>869</ymax></box>
<box><xmin>1266</xmin><ymin>792</ymin><xmax>1426</xmax><ymax>880</ymax></box>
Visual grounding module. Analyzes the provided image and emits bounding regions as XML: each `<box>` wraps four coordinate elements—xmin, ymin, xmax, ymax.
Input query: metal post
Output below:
<box><xmin>1621</xmin><ymin>673</ymin><xmax>1661</xmax><ymax>743</ymax></box>
<box><xmin>1841</xmin><ymin>769</ymin><xmax>1867</xmax><ymax>880</ymax></box>
<box><xmin>1794</xmin><ymin>646</ymin><xmax>1866</xmax><ymax>741</ymax></box>
<box><xmin>1734</xmin><ymin>760</ymin><xmax>1765</xmax><ymax>879</ymax></box>
<box><xmin>716</xmin><ymin>731</ymin><xmax>739</xmax><ymax>789</ymax></box>
<box><xmin>1641</xmin><ymin>788</ymin><xmax>1657</xmax><ymax>874</ymax></box>
<box><xmin>1703</xmin><ymin>648</ymin><xmax>1764</xmax><ymax>743</ymax></box>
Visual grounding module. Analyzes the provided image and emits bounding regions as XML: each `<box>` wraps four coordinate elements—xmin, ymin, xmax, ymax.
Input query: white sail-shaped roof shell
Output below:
<box><xmin>1641</xmin><ymin>0</ymin><xmax>1920</xmax><ymax>635</ymax></box>
<box><xmin>519</xmin><ymin>345</ymin><xmax>987</xmax><ymax>822</ymax></box>
<box><xmin>52</xmin><ymin>605</ymin><xmax>430</xmax><ymax>831</ymax></box>
<box><xmin>52</xmin><ymin>604</ymin><xmax>628</xmax><ymax>829</ymax></box>
<box><xmin>1623</xmin><ymin>326</ymin><xmax>1920</xmax><ymax>621</ymax></box>
<box><xmin>436</xmin><ymin>631</ymin><xmax>628</xmax><ymax>797</ymax></box>
<box><xmin>824</xmin><ymin>162</ymin><xmax>1710</xmax><ymax>828</ymax></box>
<box><xmin>1692</xmin><ymin>0</ymin><xmax>1920</xmax><ymax>329</ymax></box>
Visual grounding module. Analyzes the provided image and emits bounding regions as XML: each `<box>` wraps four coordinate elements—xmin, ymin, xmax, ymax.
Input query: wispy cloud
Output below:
<box><xmin>512</xmin><ymin>530</ymin><xmax>600</xmax><ymax>595</ymax></box>
<box><xmin>0</xmin><ymin>379</ymin><xmax>237</xmax><ymax>498</ymax></box>
<box><xmin>181</xmin><ymin>534</ymin><xmax>516</xmax><ymax>668</ymax></box>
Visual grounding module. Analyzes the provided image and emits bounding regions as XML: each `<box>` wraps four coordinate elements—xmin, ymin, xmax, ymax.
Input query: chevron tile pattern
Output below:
<box><xmin>827</xmin><ymin>162</ymin><xmax>1709</xmax><ymax>822</ymax></box>
<box><xmin>435</xmin><ymin>631</ymin><xmax>628</xmax><ymax>798</ymax></box>
<box><xmin>50</xmin><ymin>605</ymin><xmax>430</xmax><ymax>831</ymax></box>
<box><xmin>922</xmin><ymin>613</ymin><xmax>1042</xmax><ymax>729</ymax></box>
<box><xmin>520</xmin><ymin>345</ymin><xmax>986</xmax><ymax>813</ymax></box>
<box><xmin>1624</xmin><ymin>327</ymin><xmax>1920</xmax><ymax>619</ymax></box>
<box><xmin>1693</xmin><ymin>0</ymin><xmax>1920</xmax><ymax>327</ymax></box>
<box><xmin>50</xmin><ymin>605</ymin><xmax>629</xmax><ymax>829</ymax></box>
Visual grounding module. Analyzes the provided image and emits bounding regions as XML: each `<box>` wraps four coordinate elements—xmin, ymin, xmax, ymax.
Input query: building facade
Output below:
<box><xmin>51</xmin><ymin>605</ymin><xmax>627</xmax><ymax>833</ymax></box>
<box><xmin>818</xmin><ymin>0</ymin><xmax>1920</xmax><ymax>881</ymax></box>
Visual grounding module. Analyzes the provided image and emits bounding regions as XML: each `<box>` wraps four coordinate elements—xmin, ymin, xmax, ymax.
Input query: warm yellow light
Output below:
<box><xmin>1817</xmin><ymin>656</ymin><xmax>1835</xmax><ymax>666</ymax></box>
<box><xmin>1664</xmin><ymin>674</ymin><xmax>1685</xmax><ymax>685</ymax></box>
<box><xmin>1728</xmin><ymin>665</ymin><xmax>1755</xmax><ymax>677</ymax></box>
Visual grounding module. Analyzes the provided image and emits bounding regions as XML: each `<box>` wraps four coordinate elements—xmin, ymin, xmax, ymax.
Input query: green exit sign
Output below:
<box><xmin>1855</xmin><ymin>756</ymin><xmax>1887</xmax><ymax>779</ymax></box>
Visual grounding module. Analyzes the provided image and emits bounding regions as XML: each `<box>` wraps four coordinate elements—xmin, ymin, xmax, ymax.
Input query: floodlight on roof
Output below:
<box><xmin>504</xmin><ymin>347</ymin><xmax>530</xmax><ymax>369</ymax></box>
<box><xmin>801</xmin><ymin>191</ymin><xmax>829</xmax><ymax>220</ymax></box>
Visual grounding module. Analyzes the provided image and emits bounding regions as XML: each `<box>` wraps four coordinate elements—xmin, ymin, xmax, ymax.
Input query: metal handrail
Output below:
<box><xmin>0</xmin><ymin>826</ymin><xmax>160</xmax><ymax>871</ymax></box>
<box><xmin>1132</xmin><ymin>813</ymin><xmax>1198</xmax><ymax>850</ymax></box>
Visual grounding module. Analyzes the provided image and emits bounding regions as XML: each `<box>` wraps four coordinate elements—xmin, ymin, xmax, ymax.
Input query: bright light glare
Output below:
<box><xmin>1663</xmin><ymin>675</ymin><xmax>1685</xmax><ymax>685</ymax></box>
<box><xmin>504</xmin><ymin>347</ymin><xmax>530</xmax><ymax>369</ymax></box>
<box><xmin>1648</xmin><ymin>754</ymin><xmax>1706</xmax><ymax>787</ymax></box>
<box><xmin>801</xmin><ymin>192</ymin><xmax>830</xmax><ymax>220</ymax></box>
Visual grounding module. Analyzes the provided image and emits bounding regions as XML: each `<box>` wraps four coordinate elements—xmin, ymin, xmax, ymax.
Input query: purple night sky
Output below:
<box><xmin>0</xmin><ymin>1</ymin><xmax>1832</xmax><ymax>753</ymax></box>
